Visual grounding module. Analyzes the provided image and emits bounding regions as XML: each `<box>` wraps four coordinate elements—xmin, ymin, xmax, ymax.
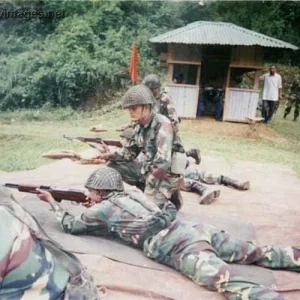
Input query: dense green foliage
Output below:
<box><xmin>0</xmin><ymin>0</ymin><xmax>299</xmax><ymax>110</ymax></box>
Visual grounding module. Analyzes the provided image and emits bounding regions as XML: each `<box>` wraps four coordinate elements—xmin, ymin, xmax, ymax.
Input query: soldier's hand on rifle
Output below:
<box><xmin>87</xmin><ymin>142</ymin><xmax>107</xmax><ymax>153</ymax></box>
<box><xmin>36</xmin><ymin>189</ymin><xmax>55</xmax><ymax>203</ymax></box>
<box><xmin>81</xmin><ymin>199</ymin><xmax>95</xmax><ymax>208</ymax></box>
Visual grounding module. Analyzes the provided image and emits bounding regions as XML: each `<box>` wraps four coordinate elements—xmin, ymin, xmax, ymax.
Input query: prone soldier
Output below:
<box><xmin>36</xmin><ymin>167</ymin><xmax>299</xmax><ymax>300</ymax></box>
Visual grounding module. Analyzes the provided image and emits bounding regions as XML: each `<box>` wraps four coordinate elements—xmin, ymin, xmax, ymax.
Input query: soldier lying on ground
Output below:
<box><xmin>0</xmin><ymin>186</ymin><xmax>101</xmax><ymax>300</ymax></box>
<box><xmin>95</xmin><ymin>84</ymin><xmax>186</xmax><ymax>210</ymax></box>
<box><xmin>36</xmin><ymin>167</ymin><xmax>299</xmax><ymax>300</ymax></box>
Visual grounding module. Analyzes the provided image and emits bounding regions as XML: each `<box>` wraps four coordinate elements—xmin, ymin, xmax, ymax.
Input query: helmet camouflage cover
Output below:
<box><xmin>120</xmin><ymin>128</ymin><xmax>135</xmax><ymax>141</ymax></box>
<box><xmin>122</xmin><ymin>84</ymin><xmax>154</xmax><ymax>109</ymax></box>
<box><xmin>142</xmin><ymin>74</ymin><xmax>161</xmax><ymax>89</ymax></box>
<box><xmin>85</xmin><ymin>167</ymin><xmax>124</xmax><ymax>191</ymax></box>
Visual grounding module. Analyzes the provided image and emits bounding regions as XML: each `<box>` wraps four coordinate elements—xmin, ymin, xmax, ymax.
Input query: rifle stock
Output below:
<box><xmin>4</xmin><ymin>183</ymin><xmax>87</xmax><ymax>203</ymax></box>
<box><xmin>63</xmin><ymin>135</ymin><xmax>122</xmax><ymax>147</ymax></box>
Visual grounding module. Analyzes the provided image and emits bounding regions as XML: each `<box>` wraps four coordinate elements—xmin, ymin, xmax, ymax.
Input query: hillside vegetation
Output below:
<box><xmin>0</xmin><ymin>0</ymin><xmax>300</xmax><ymax>110</ymax></box>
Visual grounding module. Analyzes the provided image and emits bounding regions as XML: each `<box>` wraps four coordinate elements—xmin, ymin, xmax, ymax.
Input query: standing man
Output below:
<box><xmin>142</xmin><ymin>74</ymin><xmax>200</xmax><ymax>164</ymax></box>
<box><xmin>37</xmin><ymin>167</ymin><xmax>300</xmax><ymax>300</ymax></box>
<box><xmin>283</xmin><ymin>74</ymin><xmax>300</xmax><ymax>122</ymax></box>
<box><xmin>260</xmin><ymin>65</ymin><xmax>282</xmax><ymax>124</ymax></box>
<box><xmin>96</xmin><ymin>84</ymin><xmax>186</xmax><ymax>210</ymax></box>
<box><xmin>0</xmin><ymin>187</ymin><xmax>100</xmax><ymax>300</ymax></box>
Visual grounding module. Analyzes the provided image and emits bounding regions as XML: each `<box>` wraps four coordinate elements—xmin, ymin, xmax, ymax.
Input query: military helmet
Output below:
<box><xmin>122</xmin><ymin>84</ymin><xmax>154</xmax><ymax>109</ymax></box>
<box><xmin>120</xmin><ymin>128</ymin><xmax>135</xmax><ymax>140</ymax></box>
<box><xmin>142</xmin><ymin>74</ymin><xmax>161</xmax><ymax>89</ymax></box>
<box><xmin>85</xmin><ymin>167</ymin><xmax>124</xmax><ymax>191</ymax></box>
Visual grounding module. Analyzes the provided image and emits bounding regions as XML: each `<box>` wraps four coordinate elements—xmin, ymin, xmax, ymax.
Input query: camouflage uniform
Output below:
<box><xmin>50</xmin><ymin>168</ymin><xmax>299</xmax><ymax>300</ymax></box>
<box><xmin>284</xmin><ymin>77</ymin><xmax>300</xmax><ymax>121</ymax></box>
<box><xmin>108</xmin><ymin>111</ymin><xmax>185</xmax><ymax>208</ymax></box>
<box><xmin>0</xmin><ymin>187</ymin><xmax>100</xmax><ymax>300</ymax></box>
<box><xmin>108</xmin><ymin>85</ymin><xmax>185</xmax><ymax>209</ymax></box>
<box><xmin>183</xmin><ymin>166</ymin><xmax>250</xmax><ymax>192</ymax></box>
<box><xmin>142</xmin><ymin>74</ymin><xmax>180</xmax><ymax>131</ymax></box>
<box><xmin>154</xmin><ymin>91</ymin><xmax>180</xmax><ymax>131</ymax></box>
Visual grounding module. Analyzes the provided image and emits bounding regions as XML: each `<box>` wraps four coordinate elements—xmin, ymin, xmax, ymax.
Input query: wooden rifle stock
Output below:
<box><xmin>4</xmin><ymin>183</ymin><xmax>87</xmax><ymax>203</ymax></box>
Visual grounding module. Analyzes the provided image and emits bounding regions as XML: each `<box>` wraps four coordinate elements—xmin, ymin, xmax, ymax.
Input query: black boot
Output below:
<box><xmin>190</xmin><ymin>182</ymin><xmax>219</xmax><ymax>205</ymax></box>
<box><xmin>186</xmin><ymin>148</ymin><xmax>201</xmax><ymax>165</ymax></box>
<box><xmin>170</xmin><ymin>190</ymin><xmax>183</xmax><ymax>211</ymax></box>
<box><xmin>220</xmin><ymin>176</ymin><xmax>250</xmax><ymax>190</ymax></box>
<box><xmin>293</xmin><ymin>115</ymin><xmax>298</xmax><ymax>122</ymax></box>
<box><xmin>283</xmin><ymin>112</ymin><xmax>288</xmax><ymax>119</ymax></box>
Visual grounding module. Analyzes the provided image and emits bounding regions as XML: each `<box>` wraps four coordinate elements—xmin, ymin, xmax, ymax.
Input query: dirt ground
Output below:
<box><xmin>180</xmin><ymin>117</ymin><xmax>286</xmax><ymax>142</ymax></box>
<box><xmin>1</xmin><ymin>152</ymin><xmax>300</xmax><ymax>299</ymax></box>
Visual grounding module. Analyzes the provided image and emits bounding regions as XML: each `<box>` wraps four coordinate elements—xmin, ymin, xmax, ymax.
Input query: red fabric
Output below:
<box><xmin>129</xmin><ymin>43</ymin><xmax>139</xmax><ymax>83</ymax></box>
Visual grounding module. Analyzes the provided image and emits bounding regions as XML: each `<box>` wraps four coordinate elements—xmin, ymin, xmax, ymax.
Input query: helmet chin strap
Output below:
<box><xmin>139</xmin><ymin>105</ymin><xmax>151</xmax><ymax>123</ymax></box>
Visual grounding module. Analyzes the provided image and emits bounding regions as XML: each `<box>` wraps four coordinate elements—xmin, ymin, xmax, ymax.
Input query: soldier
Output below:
<box><xmin>184</xmin><ymin>166</ymin><xmax>250</xmax><ymax>191</ymax></box>
<box><xmin>116</xmin><ymin>128</ymin><xmax>219</xmax><ymax>204</ymax></box>
<box><xmin>96</xmin><ymin>84</ymin><xmax>186</xmax><ymax>210</ymax></box>
<box><xmin>37</xmin><ymin>167</ymin><xmax>299</xmax><ymax>300</ymax></box>
<box><xmin>142</xmin><ymin>74</ymin><xmax>201</xmax><ymax>164</ymax></box>
<box><xmin>119</xmin><ymin>128</ymin><xmax>249</xmax><ymax>203</ymax></box>
<box><xmin>283</xmin><ymin>75</ymin><xmax>300</xmax><ymax>121</ymax></box>
<box><xmin>0</xmin><ymin>186</ymin><xmax>100</xmax><ymax>300</ymax></box>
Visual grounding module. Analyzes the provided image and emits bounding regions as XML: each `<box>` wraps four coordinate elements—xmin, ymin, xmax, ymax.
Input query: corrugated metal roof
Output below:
<box><xmin>150</xmin><ymin>21</ymin><xmax>299</xmax><ymax>50</ymax></box>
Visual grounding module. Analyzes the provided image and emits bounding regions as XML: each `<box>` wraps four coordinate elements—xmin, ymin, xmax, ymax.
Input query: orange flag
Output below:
<box><xmin>129</xmin><ymin>43</ymin><xmax>139</xmax><ymax>84</ymax></box>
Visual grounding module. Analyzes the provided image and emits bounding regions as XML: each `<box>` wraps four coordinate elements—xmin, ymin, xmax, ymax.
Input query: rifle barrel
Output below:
<box><xmin>4</xmin><ymin>183</ymin><xmax>19</xmax><ymax>189</ymax></box>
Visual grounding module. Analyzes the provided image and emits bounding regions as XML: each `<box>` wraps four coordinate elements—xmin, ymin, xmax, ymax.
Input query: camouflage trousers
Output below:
<box><xmin>144</xmin><ymin>220</ymin><xmax>300</xmax><ymax>299</ymax></box>
<box><xmin>107</xmin><ymin>160</ymin><xmax>184</xmax><ymax>208</ymax></box>
<box><xmin>284</xmin><ymin>97</ymin><xmax>300</xmax><ymax>120</ymax></box>
<box><xmin>182</xmin><ymin>167</ymin><xmax>220</xmax><ymax>192</ymax></box>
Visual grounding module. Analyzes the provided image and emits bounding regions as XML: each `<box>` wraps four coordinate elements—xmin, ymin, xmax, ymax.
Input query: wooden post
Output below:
<box><xmin>253</xmin><ymin>69</ymin><xmax>260</xmax><ymax>89</ymax></box>
<box><xmin>223</xmin><ymin>67</ymin><xmax>231</xmax><ymax>121</ymax></box>
<box><xmin>195</xmin><ymin>64</ymin><xmax>201</xmax><ymax>118</ymax></box>
<box><xmin>167</xmin><ymin>64</ymin><xmax>174</xmax><ymax>83</ymax></box>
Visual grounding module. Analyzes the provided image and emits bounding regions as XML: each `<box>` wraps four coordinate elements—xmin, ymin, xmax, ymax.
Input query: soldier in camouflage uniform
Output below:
<box><xmin>118</xmin><ymin>128</ymin><xmax>248</xmax><ymax>203</ymax></box>
<box><xmin>283</xmin><ymin>75</ymin><xmax>300</xmax><ymax>121</ymax></box>
<box><xmin>142</xmin><ymin>74</ymin><xmax>201</xmax><ymax>165</ymax></box>
<box><xmin>184</xmin><ymin>166</ymin><xmax>250</xmax><ymax>191</ymax></box>
<box><xmin>97</xmin><ymin>84</ymin><xmax>186</xmax><ymax>209</ymax></box>
<box><xmin>37</xmin><ymin>167</ymin><xmax>300</xmax><ymax>300</ymax></box>
<box><xmin>0</xmin><ymin>186</ymin><xmax>100</xmax><ymax>300</ymax></box>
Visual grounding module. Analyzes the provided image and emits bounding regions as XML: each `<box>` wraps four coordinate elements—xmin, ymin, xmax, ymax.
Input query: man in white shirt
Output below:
<box><xmin>260</xmin><ymin>65</ymin><xmax>282</xmax><ymax>124</ymax></box>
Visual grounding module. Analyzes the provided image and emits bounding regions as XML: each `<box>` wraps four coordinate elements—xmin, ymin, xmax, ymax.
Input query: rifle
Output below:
<box><xmin>4</xmin><ymin>183</ymin><xmax>87</xmax><ymax>203</ymax></box>
<box><xmin>63</xmin><ymin>135</ymin><xmax>122</xmax><ymax>147</ymax></box>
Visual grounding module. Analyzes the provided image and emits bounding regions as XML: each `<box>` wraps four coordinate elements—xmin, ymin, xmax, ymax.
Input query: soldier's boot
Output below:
<box><xmin>283</xmin><ymin>112</ymin><xmax>288</xmax><ymax>119</ymax></box>
<box><xmin>190</xmin><ymin>182</ymin><xmax>219</xmax><ymax>205</ymax></box>
<box><xmin>220</xmin><ymin>175</ymin><xmax>250</xmax><ymax>190</ymax></box>
<box><xmin>293</xmin><ymin>115</ymin><xmax>298</xmax><ymax>122</ymax></box>
<box><xmin>186</xmin><ymin>148</ymin><xmax>201</xmax><ymax>165</ymax></box>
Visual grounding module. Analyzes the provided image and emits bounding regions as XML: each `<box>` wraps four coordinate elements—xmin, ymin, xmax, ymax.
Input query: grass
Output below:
<box><xmin>0</xmin><ymin>105</ymin><xmax>299</xmax><ymax>176</ymax></box>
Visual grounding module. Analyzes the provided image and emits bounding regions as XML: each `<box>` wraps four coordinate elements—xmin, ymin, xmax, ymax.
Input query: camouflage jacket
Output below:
<box><xmin>155</xmin><ymin>91</ymin><xmax>179</xmax><ymax>131</ymax></box>
<box><xmin>290</xmin><ymin>77</ymin><xmax>300</xmax><ymax>96</ymax></box>
<box><xmin>0</xmin><ymin>189</ymin><xmax>69</xmax><ymax>300</ymax></box>
<box><xmin>109</xmin><ymin>112</ymin><xmax>184</xmax><ymax>193</ymax></box>
<box><xmin>53</xmin><ymin>190</ymin><xmax>177</xmax><ymax>248</ymax></box>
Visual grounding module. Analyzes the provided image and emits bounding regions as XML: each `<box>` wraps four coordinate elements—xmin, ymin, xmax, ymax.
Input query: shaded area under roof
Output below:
<box><xmin>150</xmin><ymin>21</ymin><xmax>299</xmax><ymax>50</ymax></box>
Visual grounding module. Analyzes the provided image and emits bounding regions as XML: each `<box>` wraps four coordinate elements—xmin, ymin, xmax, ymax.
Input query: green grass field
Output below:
<box><xmin>0</xmin><ymin>106</ymin><xmax>299</xmax><ymax>176</ymax></box>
